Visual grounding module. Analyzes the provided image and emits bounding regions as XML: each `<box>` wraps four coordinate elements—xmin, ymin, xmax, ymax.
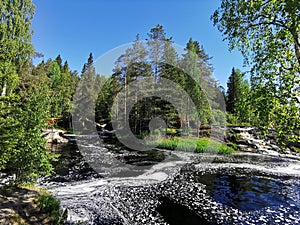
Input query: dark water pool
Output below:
<box><xmin>197</xmin><ymin>171</ymin><xmax>300</xmax><ymax>212</ymax></box>
<box><xmin>157</xmin><ymin>197</ymin><xmax>215</xmax><ymax>225</ymax></box>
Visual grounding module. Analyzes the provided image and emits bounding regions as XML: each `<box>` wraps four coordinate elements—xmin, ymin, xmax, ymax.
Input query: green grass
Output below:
<box><xmin>147</xmin><ymin>137</ymin><xmax>233</xmax><ymax>154</ymax></box>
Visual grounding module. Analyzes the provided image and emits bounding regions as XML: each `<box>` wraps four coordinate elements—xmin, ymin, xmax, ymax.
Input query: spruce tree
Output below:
<box><xmin>55</xmin><ymin>54</ymin><xmax>63</xmax><ymax>70</ymax></box>
<box><xmin>226</xmin><ymin>68</ymin><xmax>237</xmax><ymax>115</ymax></box>
<box><xmin>73</xmin><ymin>53</ymin><xmax>100</xmax><ymax>134</ymax></box>
<box><xmin>226</xmin><ymin>68</ymin><xmax>250</xmax><ymax>123</ymax></box>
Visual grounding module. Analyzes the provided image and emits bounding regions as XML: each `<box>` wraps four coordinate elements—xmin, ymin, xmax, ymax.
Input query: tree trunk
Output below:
<box><xmin>290</xmin><ymin>24</ymin><xmax>300</xmax><ymax>66</ymax></box>
<box><xmin>1</xmin><ymin>82</ymin><xmax>6</xmax><ymax>96</ymax></box>
<box><xmin>294</xmin><ymin>39</ymin><xmax>300</xmax><ymax>66</ymax></box>
<box><xmin>124</xmin><ymin>76</ymin><xmax>127</xmax><ymax>126</ymax></box>
<box><xmin>186</xmin><ymin>98</ymin><xmax>190</xmax><ymax>136</ymax></box>
<box><xmin>197</xmin><ymin>120</ymin><xmax>200</xmax><ymax>138</ymax></box>
<box><xmin>165</xmin><ymin>118</ymin><xmax>168</xmax><ymax>137</ymax></box>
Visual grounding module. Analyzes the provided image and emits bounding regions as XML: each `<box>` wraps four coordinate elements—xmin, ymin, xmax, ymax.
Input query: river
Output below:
<box><xmin>41</xmin><ymin>140</ymin><xmax>300</xmax><ymax>225</ymax></box>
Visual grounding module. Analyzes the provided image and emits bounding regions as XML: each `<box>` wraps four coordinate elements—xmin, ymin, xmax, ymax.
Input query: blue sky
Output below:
<box><xmin>31</xmin><ymin>0</ymin><xmax>247</xmax><ymax>88</ymax></box>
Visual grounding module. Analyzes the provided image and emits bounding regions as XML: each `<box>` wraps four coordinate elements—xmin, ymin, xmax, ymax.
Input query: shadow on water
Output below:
<box><xmin>197</xmin><ymin>170</ymin><xmax>300</xmax><ymax>212</ymax></box>
<box><xmin>156</xmin><ymin>197</ymin><xmax>215</xmax><ymax>225</ymax></box>
<box><xmin>48</xmin><ymin>143</ymin><xmax>102</xmax><ymax>182</ymax></box>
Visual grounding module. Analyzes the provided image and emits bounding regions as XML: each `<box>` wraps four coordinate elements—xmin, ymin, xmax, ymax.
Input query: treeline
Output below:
<box><xmin>94</xmin><ymin>25</ymin><xmax>225</xmax><ymax>137</ymax></box>
<box><xmin>32</xmin><ymin>55</ymin><xmax>79</xmax><ymax>128</ymax></box>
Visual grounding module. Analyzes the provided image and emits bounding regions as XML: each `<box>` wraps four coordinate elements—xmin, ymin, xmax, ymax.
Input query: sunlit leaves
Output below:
<box><xmin>213</xmin><ymin>0</ymin><xmax>300</xmax><ymax>144</ymax></box>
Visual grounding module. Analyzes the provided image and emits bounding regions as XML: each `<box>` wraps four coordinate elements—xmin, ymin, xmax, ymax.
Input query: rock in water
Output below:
<box><xmin>42</xmin><ymin>128</ymin><xmax>68</xmax><ymax>143</ymax></box>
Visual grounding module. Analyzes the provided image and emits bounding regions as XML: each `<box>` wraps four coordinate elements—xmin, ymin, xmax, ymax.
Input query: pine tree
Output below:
<box><xmin>62</xmin><ymin>60</ymin><xmax>69</xmax><ymax>73</ymax></box>
<box><xmin>181</xmin><ymin>39</ymin><xmax>215</xmax><ymax>135</ymax></box>
<box><xmin>147</xmin><ymin>24</ymin><xmax>170</xmax><ymax>81</ymax></box>
<box><xmin>159</xmin><ymin>39</ymin><xmax>183</xmax><ymax>131</ymax></box>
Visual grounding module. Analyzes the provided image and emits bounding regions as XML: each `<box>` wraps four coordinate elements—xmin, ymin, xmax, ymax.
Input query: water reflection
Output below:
<box><xmin>198</xmin><ymin>171</ymin><xmax>300</xmax><ymax>211</ymax></box>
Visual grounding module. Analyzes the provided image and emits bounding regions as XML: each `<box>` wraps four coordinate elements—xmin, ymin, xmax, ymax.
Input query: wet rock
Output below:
<box><xmin>42</xmin><ymin>128</ymin><xmax>68</xmax><ymax>143</ymax></box>
<box><xmin>226</xmin><ymin>127</ymin><xmax>287</xmax><ymax>155</ymax></box>
<box><xmin>237</xmin><ymin>144</ymin><xmax>257</xmax><ymax>153</ymax></box>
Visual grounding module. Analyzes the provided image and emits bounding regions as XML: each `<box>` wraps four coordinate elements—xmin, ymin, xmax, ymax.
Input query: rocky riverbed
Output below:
<box><xmin>40</xmin><ymin>140</ymin><xmax>300</xmax><ymax>225</ymax></box>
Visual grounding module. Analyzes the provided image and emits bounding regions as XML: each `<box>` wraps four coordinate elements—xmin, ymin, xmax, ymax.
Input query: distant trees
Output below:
<box><xmin>31</xmin><ymin>55</ymin><xmax>78</xmax><ymax>129</ymax></box>
<box><xmin>96</xmin><ymin>24</ymin><xmax>223</xmax><ymax>137</ymax></box>
<box><xmin>73</xmin><ymin>52</ymin><xmax>106</xmax><ymax>134</ymax></box>
<box><xmin>213</xmin><ymin>0</ymin><xmax>300</xmax><ymax>143</ymax></box>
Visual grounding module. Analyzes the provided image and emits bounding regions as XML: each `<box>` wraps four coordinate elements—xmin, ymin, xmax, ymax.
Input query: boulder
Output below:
<box><xmin>42</xmin><ymin>128</ymin><xmax>68</xmax><ymax>144</ymax></box>
<box><xmin>237</xmin><ymin>144</ymin><xmax>258</xmax><ymax>153</ymax></box>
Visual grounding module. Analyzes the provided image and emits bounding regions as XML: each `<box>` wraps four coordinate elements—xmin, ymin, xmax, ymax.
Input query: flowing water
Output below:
<box><xmin>197</xmin><ymin>171</ymin><xmax>300</xmax><ymax>212</ymax></box>
<box><xmin>41</xmin><ymin>141</ymin><xmax>300</xmax><ymax>225</ymax></box>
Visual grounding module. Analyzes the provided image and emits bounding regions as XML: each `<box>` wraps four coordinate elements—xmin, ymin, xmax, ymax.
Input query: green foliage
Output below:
<box><xmin>38</xmin><ymin>191</ymin><xmax>64</xmax><ymax>224</ymax></box>
<box><xmin>290</xmin><ymin>146</ymin><xmax>300</xmax><ymax>153</ymax></box>
<box><xmin>227</xmin><ymin>142</ymin><xmax>238</xmax><ymax>151</ymax></box>
<box><xmin>0</xmin><ymin>0</ymin><xmax>35</xmax><ymax>65</ymax></box>
<box><xmin>0</xmin><ymin>0</ymin><xmax>58</xmax><ymax>185</ymax></box>
<box><xmin>0</xmin><ymin>90</ymin><xmax>55</xmax><ymax>184</ymax></box>
<box><xmin>0</xmin><ymin>95</ymin><xmax>21</xmax><ymax>170</ymax></box>
<box><xmin>97</xmin><ymin>26</ymin><xmax>219</xmax><ymax>139</ymax></box>
<box><xmin>5</xmin><ymin>88</ymin><xmax>55</xmax><ymax>184</ymax></box>
<box><xmin>181</xmin><ymin>38</ymin><xmax>215</xmax><ymax>129</ymax></box>
<box><xmin>48</xmin><ymin>61</ymin><xmax>61</xmax><ymax>88</ymax></box>
<box><xmin>213</xmin><ymin>0</ymin><xmax>300</xmax><ymax>144</ymax></box>
<box><xmin>159</xmin><ymin>138</ymin><xmax>179</xmax><ymax>150</ymax></box>
<box><xmin>0</xmin><ymin>61</ymin><xmax>19</xmax><ymax>96</ymax></box>
<box><xmin>38</xmin><ymin>192</ymin><xmax>60</xmax><ymax>214</ymax></box>
<box><xmin>212</xmin><ymin>109</ymin><xmax>227</xmax><ymax>125</ymax></box>
<box><xmin>226</xmin><ymin>68</ymin><xmax>251</xmax><ymax>124</ymax></box>
<box><xmin>73</xmin><ymin>53</ymin><xmax>100</xmax><ymax>133</ymax></box>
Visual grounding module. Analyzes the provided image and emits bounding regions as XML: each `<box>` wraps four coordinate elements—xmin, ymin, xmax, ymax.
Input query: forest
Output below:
<box><xmin>0</xmin><ymin>0</ymin><xmax>299</xmax><ymax>186</ymax></box>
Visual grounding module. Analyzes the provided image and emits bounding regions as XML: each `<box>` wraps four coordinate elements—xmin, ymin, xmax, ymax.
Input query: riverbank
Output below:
<box><xmin>0</xmin><ymin>186</ymin><xmax>64</xmax><ymax>225</ymax></box>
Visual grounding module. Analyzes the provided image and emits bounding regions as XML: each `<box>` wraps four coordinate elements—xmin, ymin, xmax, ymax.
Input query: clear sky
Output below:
<box><xmin>31</xmin><ymin>0</ymin><xmax>247</xmax><ymax>88</ymax></box>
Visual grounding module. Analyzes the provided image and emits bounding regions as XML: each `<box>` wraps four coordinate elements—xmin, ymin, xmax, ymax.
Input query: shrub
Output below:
<box><xmin>38</xmin><ymin>191</ymin><xmax>65</xmax><ymax>224</ymax></box>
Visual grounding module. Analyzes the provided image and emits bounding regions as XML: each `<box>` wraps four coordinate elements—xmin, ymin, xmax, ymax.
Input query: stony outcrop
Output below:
<box><xmin>226</xmin><ymin>127</ymin><xmax>289</xmax><ymax>155</ymax></box>
<box><xmin>42</xmin><ymin>128</ymin><xmax>68</xmax><ymax>144</ymax></box>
